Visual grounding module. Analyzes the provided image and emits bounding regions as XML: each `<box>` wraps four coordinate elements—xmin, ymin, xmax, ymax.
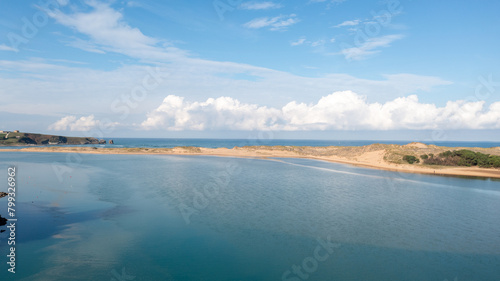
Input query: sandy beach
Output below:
<box><xmin>2</xmin><ymin>142</ymin><xmax>500</xmax><ymax>179</ymax></box>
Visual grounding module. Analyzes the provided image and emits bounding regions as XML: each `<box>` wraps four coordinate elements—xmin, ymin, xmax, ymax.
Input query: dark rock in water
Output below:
<box><xmin>0</xmin><ymin>193</ymin><xmax>11</xmax><ymax>228</ymax></box>
<box><xmin>99</xmin><ymin>139</ymin><xmax>106</xmax><ymax>144</ymax></box>
<box><xmin>109</xmin><ymin>139</ymin><xmax>114</xmax><ymax>144</ymax></box>
<box><xmin>0</xmin><ymin>215</ymin><xmax>7</xmax><ymax>227</ymax></box>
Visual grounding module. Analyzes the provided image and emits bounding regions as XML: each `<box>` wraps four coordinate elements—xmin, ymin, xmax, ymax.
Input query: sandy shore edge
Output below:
<box><xmin>1</xmin><ymin>145</ymin><xmax>500</xmax><ymax>179</ymax></box>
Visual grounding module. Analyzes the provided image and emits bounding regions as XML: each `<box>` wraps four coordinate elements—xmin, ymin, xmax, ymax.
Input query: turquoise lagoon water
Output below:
<box><xmin>0</xmin><ymin>152</ymin><xmax>499</xmax><ymax>280</ymax></box>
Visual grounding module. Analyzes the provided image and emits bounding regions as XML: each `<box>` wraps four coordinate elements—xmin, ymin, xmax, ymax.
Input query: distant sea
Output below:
<box><xmin>2</xmin><ymin>138</ymin><xmax>500</xmax><ymax>149</ymax></box>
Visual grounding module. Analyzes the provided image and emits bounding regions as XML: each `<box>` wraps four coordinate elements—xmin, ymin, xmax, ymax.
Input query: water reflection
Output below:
<box><xmin>0</xmin><ymin>153</ymin><xmax>499</xmax><ymax>280</ymax></box>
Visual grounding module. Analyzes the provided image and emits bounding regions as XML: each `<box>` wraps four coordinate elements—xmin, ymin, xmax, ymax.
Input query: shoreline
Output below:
<box><xmin>2</xmin><ymin>144</ymin><xmax>500</xmax><ymax>179</ymax></box>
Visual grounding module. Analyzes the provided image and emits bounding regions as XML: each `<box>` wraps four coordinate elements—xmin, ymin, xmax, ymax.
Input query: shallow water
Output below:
<box><xmin>0</xmin><ymin>152</ymin><xmax>499</xmax><ymax>280</ymax></box>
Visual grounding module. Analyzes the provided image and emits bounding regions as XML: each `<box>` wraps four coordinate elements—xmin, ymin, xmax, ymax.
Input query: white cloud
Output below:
<box><xmin>141</xmin><ymin>92</ymin><xmax>500</xmax><ymax>131</ymax></box>
<box><xmin>48</xmin><ymin>115</ymin><xmax>116</xmax><ymax>131</ymax></box>
<box><xmin>0</xmin><ymin>59</ymin><xmax>452</xmax><ymax>119</ymax></box>
<box><xmin>126</xmin><ymin>1</ymin><xmax>143</xmax><ymax>8</ymax></box>
<box><xmin>141</xmin><ymin>95</ymin><xmax>282</xmax><ymax>131</ymax></box>
<box><xmin>291</xmin><ymin>38</ymin><xmax>306</xmax><ymax>46</ymax></box>
<box><xmin>333</xmin><ymin>5</ymin><xmax>403</xmax><ymax>29</ymax></box>
<box><xmin>48</xmin><ymin>2</ymin><xmax>154</xmax><ymax>47</ymax></box>
<box><xmin>45</xmin><ymin>1</ymin><xmax>187</xmax><ymax>61</ymax></box>
<box><xmin>339</xmin><ymin>34</ymin><xmax>404</xmax><ymax>60</ymax></box>
<box><xmin>57</xmin><ymin>0</ymin><xmax>69</xmax><ymax>5</ymax></box>
<box><xmin>0</xmin><ymin>44</ymin><xmax>18</xmax><ymax>52</ymax></box>
<box><xmin>244</xmin><ymin>14</ymin><xmax>299</xmax><ymax>31</ymax></box>
<box><xmin>310</xmin><ymin>0</ymin><xmax>346</xmax><ymax>3</ymax></box>
<box><xmin>65</xmin><ymin>37</ymin><xmax>106</xmax><ymax>54</ymax></box>
<box><xmin>311</xmin><ymin>39</ymin><xmax>325</xmax><ymax>47</ymax></box>
<box><xmin>0</xmin><ymin>3</ymin><xmax>452</xmax><ymax>128</ymax></box>
<box><xmin>333</xmin><ymin>19</ymin><xmax>360</xmax><ymax>28</ymax></box>
<box><xmin>33</xmin><ymin>3</ymin><xmax>426</xmax><ymax>108</ymax></box>
<box><xmin>291</xmin><ymin>38</ymin><xmax>326</xmax><ymax>47</ymax></box>
<box><xmin>240</xmin><ymin>1</ymin><xmax>282</xmax><ymax>10</ymax></box>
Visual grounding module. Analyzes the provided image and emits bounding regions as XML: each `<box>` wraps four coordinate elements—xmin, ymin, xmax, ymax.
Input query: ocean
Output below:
<box><xmin>0</xmin><ymin>151</ymin><xmax>499</xmax><ymax>280</ymax></box>
<box><xmin>2</xmin><ymin>138</ymin><xmax>500</xmax><ymax>149</ymax></box>
<box><xmin>107</xmin><ymin>138</ymin><xmax>500</xmax><ymax>149</ymax></box>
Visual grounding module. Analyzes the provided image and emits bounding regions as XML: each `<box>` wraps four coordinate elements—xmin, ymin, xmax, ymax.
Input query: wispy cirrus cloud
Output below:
<box><xmin>239</xmin><ymin>1</ymin><xmax>282</xmax><ymax>10</ymax></box>
<box><xmin>0</xmin><ymin>44</ymin><xmax>18</xmax><ymax>52</ymax></box>
<box><xmin>44</xmin><ymin>0</ymin><xmax>188</xmax><ymax>61</ymax></box>
<box><xmin>333</xmin><ymin>19</ymin><xmax>360</xmax><ymax>28</ymax></box>
<box><xmin>64</xmin><ymin>37</ymin><xmax>106</xmax><ymax>54</ymax></box>
<box><xmin>339</xmin><ymin>34</ymin><xmax>404</xmax><ymax>60</ymax></box>
<box><xmin>291</xmin><ymin>38</ymin><xmax>306</xmax><ymax>46</ymax></box>
<box><xmin>332</xmin><ymin>5</ymin><xmax>404</xmax><ymax>31</ymax></box>
<box><xmin>309</xmin><ymin>0</ymin><xmax>347</xmax><ymax>7</ymax></box>
<box><xmin>310</xmin><ymin>39</ymin><xmax>325</xmax><ymax>47</ymax></box>
<box><xmin>309</xmin><ymin>0</ymin><xmax>346</xmax><ymax>3</ymax></box>
<box><xmin>290</xmin><ymin>37</ymin><xmax>328</xmax><ymax>47</ymax></box>
<box><xmin>244</xmin><ymin>14</ymin><xmax>299</xmax><ymax>31</ymax></box>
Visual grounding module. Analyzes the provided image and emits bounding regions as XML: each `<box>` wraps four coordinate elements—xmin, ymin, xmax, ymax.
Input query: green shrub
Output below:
<box><xmin>403</xmin><ymin>155</ymin><xmax>420</xmax><ymax>164</ymax></box>
<box><xmin>420</xmin><ymin>154</ymin><xmax>429</xmax><ymax>160</ymax></box>
<box><xmin>424</xmin><ymin>149</ymin><xmax>500</xmax><ymax>168</ymax></box>
<box><xmin>488</xmin><ymin>156</ymin><xmax>500</xmax><ymax>168</ymax></box>
<box><xmin>439</xmin><ymin>150</ymin><xmax>453</xmax><ymax>158</ymax></box>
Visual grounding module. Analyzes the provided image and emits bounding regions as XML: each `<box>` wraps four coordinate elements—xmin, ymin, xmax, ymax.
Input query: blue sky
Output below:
<box><xmin>1</xmin><ymin>0</ymin><xmax>500</xmax><ymax>140</ymax></box>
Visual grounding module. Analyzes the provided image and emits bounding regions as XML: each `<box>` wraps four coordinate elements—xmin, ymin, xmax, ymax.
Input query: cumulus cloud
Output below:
<box><xmin>141</xmin><ymin>92</ymin><xmax>500</xmax><ymax>131</ymax></box>
<box><xmin>141</xmin><ymin>95</ymin><xmax>282</xmax><ymax>131</ymax></box>
<box><xmin>48</xmin><ymin>115</ymin><xmax>117</xmax><ymax>131</ymax></box>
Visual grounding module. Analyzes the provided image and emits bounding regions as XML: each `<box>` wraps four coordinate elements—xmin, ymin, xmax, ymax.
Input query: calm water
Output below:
<box><xmin>0</xmin><ymin>152</ymin><xmax>499</xmax><ymax>280</ymax></box>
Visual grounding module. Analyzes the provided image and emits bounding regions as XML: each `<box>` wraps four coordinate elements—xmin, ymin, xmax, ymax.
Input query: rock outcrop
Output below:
<box><xmin>0</xmin><ymin>131</ymin><xmax>103</xmax><ymax>146</ymax></box>
<box><xmin>0</xmin><ymin>215</ymin><xmax>7</xmax><ymax>227</ymax></box>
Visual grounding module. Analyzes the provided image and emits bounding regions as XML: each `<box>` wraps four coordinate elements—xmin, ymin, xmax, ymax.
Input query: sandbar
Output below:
<box><xmin>2</xmin><ymin>142</ymin><xmax>500</xmax><ymax>179</ymax></box>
